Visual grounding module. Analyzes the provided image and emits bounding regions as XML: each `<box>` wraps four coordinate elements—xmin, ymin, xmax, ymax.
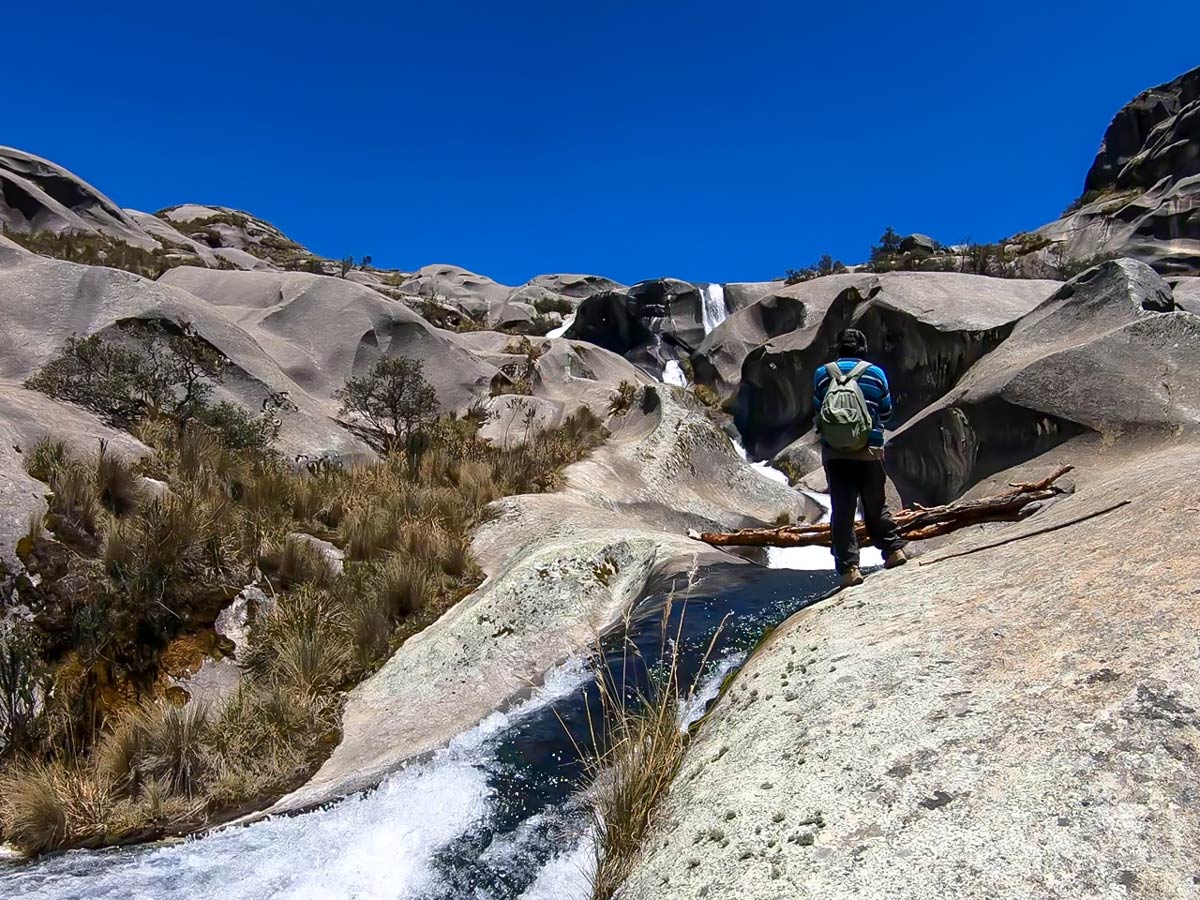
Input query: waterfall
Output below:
<box><xmin>700</xmin><ymin>283</ymin><xmax>728</xmax><ymax>335</ymax></box>
<box><xmin>546</xmin><ymin>314</ymin><xmax>574</xmax><ymax>339</ymax></box>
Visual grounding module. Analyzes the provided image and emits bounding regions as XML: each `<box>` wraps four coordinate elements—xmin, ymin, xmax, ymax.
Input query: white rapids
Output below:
<box><xmin>5</xmin><ymin>662</ymin><xmax>596</xmax><ymax>900</ymax></box>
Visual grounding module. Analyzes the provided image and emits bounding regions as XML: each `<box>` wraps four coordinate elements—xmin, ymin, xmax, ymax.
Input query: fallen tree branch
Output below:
<box><xmin>690</xmin><ymin>465</ymin><xmax>1074</xmax><ymax>549</ymax></box>
<box><xmin>916</xmin><ymin>500</ymin><xmax>1131</xmax><ymax>566</ymax></box>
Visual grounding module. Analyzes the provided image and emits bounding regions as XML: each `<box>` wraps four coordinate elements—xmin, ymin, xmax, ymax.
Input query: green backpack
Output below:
<box><xmin>817</xmin><ymin>361</ymin><xmax>873</xmax><ymax>452</ymax></box>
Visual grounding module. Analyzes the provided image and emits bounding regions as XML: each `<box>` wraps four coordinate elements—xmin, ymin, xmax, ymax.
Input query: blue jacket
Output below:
<box><xmin>813</xmin><ymin>358</ymin><xmax>894</xmax><ymax>450</ymax></box>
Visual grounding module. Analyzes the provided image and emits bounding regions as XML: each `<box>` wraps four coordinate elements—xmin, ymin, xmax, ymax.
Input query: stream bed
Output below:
<box><xmin>2</xmin><ymin>564</ymin><xmax>840</xmax><ymax>900</ymax></box>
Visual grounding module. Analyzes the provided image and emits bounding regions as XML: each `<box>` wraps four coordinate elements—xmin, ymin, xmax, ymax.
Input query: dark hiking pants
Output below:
<box><xmin>823</xmin><ymin>457</ymin><xmax>905</xmax><ymax>573</ymax></box>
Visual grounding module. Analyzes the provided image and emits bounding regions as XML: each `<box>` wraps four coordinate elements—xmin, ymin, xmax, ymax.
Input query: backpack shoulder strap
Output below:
<box><xmin>846</xmin><ymin>360</ymin><xmax>872</xmax><ymax>381</ymax></box>
<box><xmin>824</xmin><ymin>362</ymin><xmax>846</xmax><ymax>384</ymax></box>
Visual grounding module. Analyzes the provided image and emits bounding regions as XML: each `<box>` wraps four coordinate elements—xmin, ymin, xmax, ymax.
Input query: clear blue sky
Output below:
<box><xmin>7</xmin><ymin>2</ymin><xmax>1198</xmax><ymax>286</ymax></box>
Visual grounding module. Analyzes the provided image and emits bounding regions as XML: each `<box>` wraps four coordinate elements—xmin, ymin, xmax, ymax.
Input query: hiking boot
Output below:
<box><xmin>839</xmin><ymin>567</ymin><xmax>864</xmax><ymax>588</ymax></box>
<box><xmin>884</xmin><ymin>549</ymin><xmax>908</xmax><ymax>569</ymax></box>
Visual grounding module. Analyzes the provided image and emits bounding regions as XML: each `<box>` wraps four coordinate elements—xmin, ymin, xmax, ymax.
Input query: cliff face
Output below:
<box><xmin>1085</xmin><ymin>66</ymin><xmax>1200</xmax><ymax>193</ymax></box>
<box><xmin>1033</xmin><ymin>66</ymin><xmax>1200</xmax><ymax>277</ymax></box>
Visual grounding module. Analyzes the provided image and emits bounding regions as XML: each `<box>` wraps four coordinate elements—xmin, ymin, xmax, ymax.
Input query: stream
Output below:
<box><xmin>3</xmin><ymin>566</ymin><xmax>840</xmax><ymax>900</ymax></box>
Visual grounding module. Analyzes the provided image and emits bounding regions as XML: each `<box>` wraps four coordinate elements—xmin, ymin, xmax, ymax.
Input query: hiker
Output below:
<box><xmin>813</xmin><ymin>328</ymin><xmax>907</xmax><ymax>587</ymax></box>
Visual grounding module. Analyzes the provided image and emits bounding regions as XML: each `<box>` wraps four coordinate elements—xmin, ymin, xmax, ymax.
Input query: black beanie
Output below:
<box><xmin>837</xmin><ymin>328</ymin><xmax>868</xmax><ymax>357</ymax></box>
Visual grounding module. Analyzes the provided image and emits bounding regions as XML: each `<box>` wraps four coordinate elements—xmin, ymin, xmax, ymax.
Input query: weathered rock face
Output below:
<box><xmin>0</xmin><ymin>243</ymin><xmax>367</xmax><ymax>461</ymax></box>
<box><xmin>523</xmin><ymin>272</ymin><xmax>625</xmax><ymax>300</ymax></box>
<box><xmin>158</xmin><ymin>266</ymin><xmax>499</xmax><ymax>421</ymax></box>
<box><xmin>1085</xmin><ymin>65</ymin><xmax>1200</xmax><ymax>193</ymax></box>
<box><xmin>157</xmin><ymin>205</ymin><xmax>311</xmax><ymax>270</ymax></box>
<box><xmin>1170</xmin><ymin>275</ymin><xmax>1200</xmax><ymax>313</ymax></box>
<box><xmin>733</xmin><ymin>273</ymin><xmax>1059</xmax><ymax>459</ymax></box>
<box><xmin>270</xmin><ymin>386</ymin><xmax>818</xmax><ymax>813</ymax></box>
<box><xmin>888</xmin><ymin>259</ymin><xmax>1198</xmax><ymax>505</ymax></box>
<box><xmin>620</xmin><ymin>441</ymin><xmax>1200</xmax><ymax>900</ymax></box>
<box><xmin>564</xmin><ymin>278</ymin><xmax>705</xmax><ymax>368</ymax></box>
<box><xmin>0</xmin><ymin>146</ymin><xmax>156</xmax><ymax>249</ymax></box>
<box><xmin>692</xmin><ymin>295</ymin><xmax>807</xmax><ymax>403</ymax></box>
<box><xmin>394</xmin><ymin>263</ymin><xmax>514</xmax><ymax>319</ymax></box>
<box><xmin>1035</xmin><ymin>66</ymin><xmax>1200</xmax><ymax>276</ymax></box>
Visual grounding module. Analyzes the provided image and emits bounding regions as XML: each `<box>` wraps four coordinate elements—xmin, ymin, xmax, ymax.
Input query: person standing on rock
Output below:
<box><xmin>813</xmin><ymin>328</ymin><xmax>908</xmax><ymax>587</ymax></box>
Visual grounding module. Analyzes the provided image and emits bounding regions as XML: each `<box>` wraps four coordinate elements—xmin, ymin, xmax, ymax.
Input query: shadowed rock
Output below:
<box><xmin>1035</xmin><ymin>65</ymin><xmax>1200</xmax><ymax>276</ymax></box>
<box><xmin>888</xmin><ymin>259</ymin><xmax>1197</xmax><ymax>505</ymax></box>
<box><xmin>731</xmin><ymin>273</ymin><xmax>1059</xmax><ymax>459</ymax></box>
<box><xmin>0</xmin><ymin>146</ymin><xmax>157</xmax><ymax>249</ymax></box>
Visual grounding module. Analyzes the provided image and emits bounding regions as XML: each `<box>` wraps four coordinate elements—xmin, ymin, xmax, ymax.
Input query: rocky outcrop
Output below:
<box><xmin>523</xmin><ymin>272</ymin><xmax>625</xmax><ymax>300</ymax></box>
<box><xmin>564</xmin><ymin>278</ymin><xmax>706</xmax><ymax>368</ymax></box>
<box><xmin>158</xmin><ymin>266</ymin><xmax>499</xmax><ymax>421</ymax></box>
<box><xmin>692</xmin><ymin>276</ymin><xmax>862</xmax><ymax>406</ymax></box>
<box><xmin>0</xmin><ymin>147</ymin><xmax>157</xmax><ymax>249</ymax></box>
<box><xmin>732</xmin><ymin>273</ymin><xmax>1060</xmax><ymax>458</ymax></box>
<box><xmin>156</xmin><ymin>205</ymin><xmax>311</xmax><ymax>269</ymax></box>
<box><xmin>1084</xmin><ymin>66</ymin><xmax>1200</xmax><ymax>193</ymax></box>
<box><xmin>270</xmin><ymin>386</ymin><xmax>819</xmax><ymax>812</ymax></box>
<box><xmin>887</xmin><ymin>259</ymin><xmax>1197</xmax><ymax>505</ymax></box>
<box><xmin>620</xmin><ymin>440</ymin><xmax>1200</xmax><ymax>900</ymax></box>
<box><xmin>0</xmin><ymin>242</ymin><xmax>369</xmax><ymax>462</ymax></box>
<box><xmin>1170</xmin><ymin>275</ymin><xmax>1200</xmax><ymax>313</ymax></box>
<box><xmin>1035</xmin><ymin>66</ymin><xmax>1200</xmax><ymax>276</ymax></box>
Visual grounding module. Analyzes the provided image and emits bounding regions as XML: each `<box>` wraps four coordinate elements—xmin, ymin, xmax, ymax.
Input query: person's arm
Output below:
<box><xmin>814</xmin><ymin>366</ymin><xmax>830</xmax><ymax>409</ymax></box>
<box><xmin>871</xmin><ymin>365</ymin><xmax>894</xmax><ymax>424</ymax></box>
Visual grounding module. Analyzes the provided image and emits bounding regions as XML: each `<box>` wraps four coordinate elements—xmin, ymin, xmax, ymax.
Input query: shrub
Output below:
<box><xmin>376</xmin><ymin>554</ymin><xmax>434</xmax><ymax>618</ymax></box>
<box><xmin>25</xmin><ymin>436</ymin><xmax>69</xmax><ymax>483</ymax></box>
<box><xmin>0</xmin><ymin>621</ymin><xmax>45</xmax><ymax>755</ymax></box>
<box><xmin>0</xmin><ymin>762</ymin><xmax>70</xmax><ymax>855</ymax></box>
<box><xmin>95</xmin><ymin>442</ymin><xmax>142</xmax><ymax>517</ymax></box>
<box><xmin>124</xmin><ymin>702</ymin><xmax>212</xmax><ymax>797</ymax></box>
<box><xmin>609</xmin><ymin>381</ymin><xmax>638</xmax><ymax>416</ymax></box>
<box><xmin>334</xmin><ymin>356</ymin><xmax>440</xmax><ymax>453</ymax></box>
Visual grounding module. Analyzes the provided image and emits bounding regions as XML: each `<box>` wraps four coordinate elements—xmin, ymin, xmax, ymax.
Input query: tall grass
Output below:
<box><xmin>582</xmin><ymin>582</ymin><xmax>724</xmax><ymax>900</ymax></box>
<box><xmin>3</xmin><ymin>405</ymin><xmax>608</xmax><ymax>855</ymax></box>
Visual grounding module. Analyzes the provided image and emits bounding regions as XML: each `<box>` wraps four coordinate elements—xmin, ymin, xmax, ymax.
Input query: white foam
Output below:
<box><xmin>679</xmin><ymin>652</ymin><xmax>748</xmax><ymax>729</ymax></box>
<box><xmin>546</xmin><ymin>315</ymin><xmax>575</xmax><ymax>339</ymax></box>
<box><xmin>517</xmin><ymin>830</ymin><xmax>595</xmax><ymax>900</ymax></box>
<box><xmin>11</xmin><ymin>660</ymin><xmax>595</xmax><ymax>900</ymax></box>
<box><xmin>662</xmin><ymin>359</ymin><xmax>688</xmax><ymax>387</ymax></box>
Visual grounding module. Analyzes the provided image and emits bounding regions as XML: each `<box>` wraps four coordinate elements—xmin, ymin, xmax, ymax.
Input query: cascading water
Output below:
<box><xmin>4</xmin><ymin>567</ymin><xmax>840</xmax><ymax>900</ymax></box>
<box><xmin>699</xmin><ymin>283</ymin><xmax>728</xmax><ymax>335</ymax></box>
<box><xmin>545</xmin><ymin>315</ymin><xmax>575</xmax><ymax>339</ymax></box>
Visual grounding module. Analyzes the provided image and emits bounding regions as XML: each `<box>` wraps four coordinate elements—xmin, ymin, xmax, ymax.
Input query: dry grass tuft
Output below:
<box><xmin>95</xmin><ymin>442</ymin><xmax>142</xmax><ymax>517</ymax></box>
<box><xmin>584</xmin><ymin>586</ymin><xmax>720</xmax><ymax>900</ymax></box>
<box><xmin>0</xmin><ymin>762</ymin><xmax>69</xmax><ymax>855</ymax></box>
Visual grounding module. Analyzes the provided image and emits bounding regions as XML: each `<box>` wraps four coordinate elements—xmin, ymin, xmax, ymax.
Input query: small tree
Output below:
<box><xmin>339</xmin><ymin>256</ymin><xmax>354</xmax><ymax>278</ymax></box>
<box><xmin>334</xmin><ymin>356</ymin><xmax>439</xmax><ymax>453</ymax></box>
<box><xmin>878</xmin><ymin>227</ymin><xmax>902</xmax><ymax>254</ymax></box>
<box><xmin>360</xmin><ymin>255</ymin><xmax>373</xmax><ymax>269</ymax></box>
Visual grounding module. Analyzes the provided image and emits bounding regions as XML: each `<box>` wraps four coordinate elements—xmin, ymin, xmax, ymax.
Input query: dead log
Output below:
<box><xmin>691</xmin><ymin>465</ymin><xmax>1074</xmax><ymax>549</ymax></box>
